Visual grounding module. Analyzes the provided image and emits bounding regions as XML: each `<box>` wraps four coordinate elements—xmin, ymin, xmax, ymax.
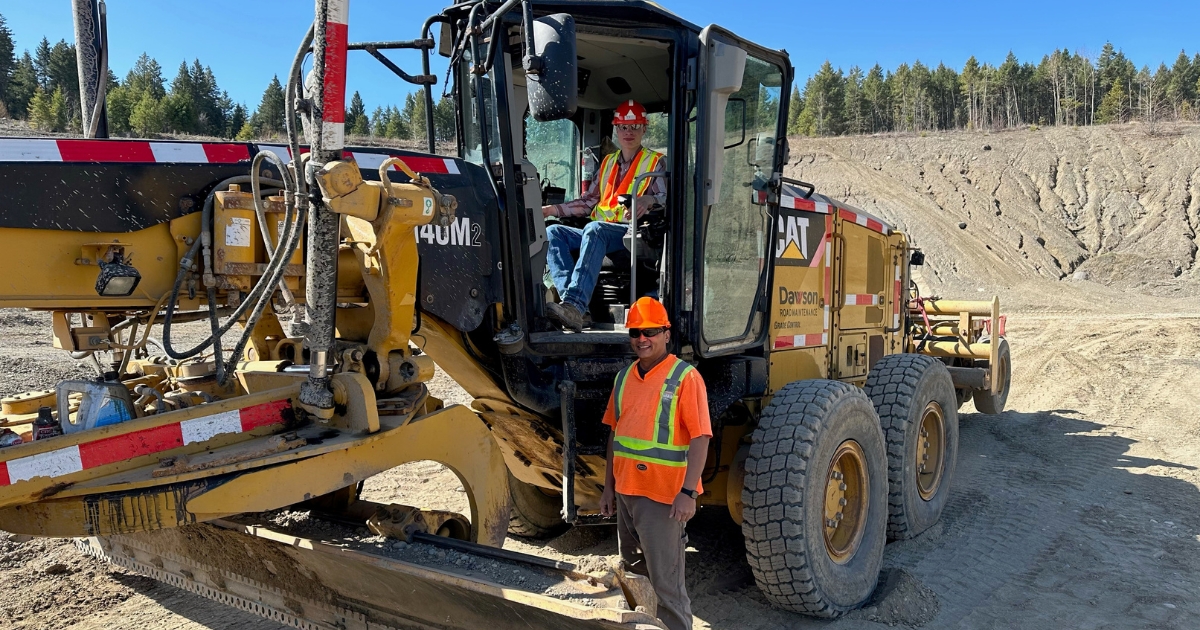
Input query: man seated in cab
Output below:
<box><xmin>541</xmin><ymin>100</ymin><xmax>665</xmax><ymax>331</ymax></box>
<box><xmin>599</xmin><ymin>297</ymin><xmax>711</xmax><ymax>630</ymax></box>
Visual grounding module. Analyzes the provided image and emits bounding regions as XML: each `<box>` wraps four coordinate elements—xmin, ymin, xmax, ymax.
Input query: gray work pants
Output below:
<box><xmin>617</xmin><ymin>493</ymin><xmax>692</xmax><ymax>630</ymax></box>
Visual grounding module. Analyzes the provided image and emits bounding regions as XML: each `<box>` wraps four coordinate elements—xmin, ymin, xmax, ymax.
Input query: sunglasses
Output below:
<box><xmin>628</xmin><ymin>327</ymin><xmax>666</xmax><ymax>339</ymax></box>
<box><xmin>615</xmin><ymin>124</ymin><xmax>645</xmax><ymax>133</ymax></box>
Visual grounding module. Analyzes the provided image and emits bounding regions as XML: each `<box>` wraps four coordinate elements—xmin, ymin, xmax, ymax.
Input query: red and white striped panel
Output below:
<box><xmin>838</xmin><ymin>207</ymin><xmax>892</xmax><ymax>235</ymax></box>
<box><xmin>362</xmin><ymin>154</ymin><xmax>460</xmax><ymax>175</ymax></box>
<box><xmin>774</xmin><ymin>332</ymin><xmax>829</xmax><ymax>349</ymax></box>
<box><xmin>321</xmin><ymin>0</ymin><xmax>350</xmax><ymax>150</ymax></box>
<box><xmin>780</xmin><ymin>194</ymin><xmax>832</xmax><ymax>214</ymax></box>
<box><xmin>0</xmin><ymin>399</ymin><xmax>290</xmax><ymax>487</ymax></box>
<box><xmin>845</xmin><ymin>294</ymin><xmax>880</xmax><ymax>306</ymax></box>
<box><xmin>255</xmin><ymin>146</ymin><xmax>461</xmax><ymax>175</ymax></box>
<box><xmin>0</xmin><ymin>139</ymin><xmax>251</xmax><ymax>164</ymax></box>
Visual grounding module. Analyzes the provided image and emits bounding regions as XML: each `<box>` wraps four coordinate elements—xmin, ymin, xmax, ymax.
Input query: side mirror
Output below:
<box><xmin>527</xmin><ymin>13</ymin><xmax>577</xmax><ymax>122</ymax></box>
<box><xmin>910</xmin><ymin>250</ymin><xmax>925</xmax><ymax>266</ymax></box>
<box><xmin>698</xmin><ymin>29</ymin><xmax>747</xmax><ymax>206</ymax></box>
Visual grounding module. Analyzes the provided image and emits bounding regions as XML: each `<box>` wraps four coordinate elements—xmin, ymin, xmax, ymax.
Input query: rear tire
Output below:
<box><xmin>972</xmin><ymin>338</ymin><xmax>1011</xmax><ymax>414</ymax></box>
<box><xmin>506</xmin><ymin>471</ymin><xmax>569</xmax><ymax>539</ymax></box>
<box><xmin>865</xmin><ymin>354</ymin><xmax>959</xmax><ymax>540</ymax></box>
<box><xmin>742</xmin><ymin>380</ymin><xmax>888</xmax><ymax>618</ymax></box>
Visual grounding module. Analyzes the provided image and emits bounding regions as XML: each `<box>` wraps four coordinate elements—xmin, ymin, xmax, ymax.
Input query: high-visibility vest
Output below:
<box><xmin>591</xmin><ymin>148</ymin><xmax>664</xmax><ymax>223</ymax></box>
<box><xmin>611</xmin><ymin>357</ymin><xmax>696</xmax><ymax>468</ymax></box>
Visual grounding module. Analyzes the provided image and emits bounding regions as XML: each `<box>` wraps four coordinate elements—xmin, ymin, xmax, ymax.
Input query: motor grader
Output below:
<box><xmin>0</xmin><ymin>0</ymin><xmax>1012</xmax><ymax>627</ymax></box>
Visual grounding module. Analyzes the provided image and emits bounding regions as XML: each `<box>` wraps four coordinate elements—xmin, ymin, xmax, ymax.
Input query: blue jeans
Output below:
<box><xmin>546</xmin><ymin>221</ymin><xmax>629</xmax><ymax>311</ymax></box>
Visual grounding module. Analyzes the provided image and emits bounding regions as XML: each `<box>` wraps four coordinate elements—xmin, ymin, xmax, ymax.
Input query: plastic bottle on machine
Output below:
<box><xmin>56</xmin><ymin>380</ymin><xmax>137</xmax><ymax>434</ymax></box>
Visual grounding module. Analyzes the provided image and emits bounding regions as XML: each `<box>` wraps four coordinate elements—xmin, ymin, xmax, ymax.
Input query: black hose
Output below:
<box><xmin>161</xmin><ymin>176</ymin><xmax>285</xmax><ymax>361</ymax></box>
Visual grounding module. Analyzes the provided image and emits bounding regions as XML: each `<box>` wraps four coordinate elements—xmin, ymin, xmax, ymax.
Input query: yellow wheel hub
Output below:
<box><xmin>916</xmin><ymin>401</ymin><xmax>945</xmax><ymax>501</ymax></box>
<box><xmin>823</xmin><ymin>440</ymin><xmax>869</xmax><ymax>564</ymax></box>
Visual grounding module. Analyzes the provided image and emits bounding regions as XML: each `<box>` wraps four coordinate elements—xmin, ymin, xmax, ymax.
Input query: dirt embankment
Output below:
<box><xmin>787</xmin><ymin>123</ymin><xmax>1200</xmax><ymax>309</ymax></box>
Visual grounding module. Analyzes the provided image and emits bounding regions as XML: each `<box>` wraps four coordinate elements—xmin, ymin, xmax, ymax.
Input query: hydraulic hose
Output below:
<box><xmin>214</xmin><ymin>155</ymin><xmax>308</xmax><ymax>385</ymax></box>
<box><xmin>161</xmin><ymin>175</ymin><xmax>284</xmax><ymax>361</ymax></box>
<box><xmin>251</xmin><ymin>150</ymin><xmax>299</xmax><ymax>309</ymax></box>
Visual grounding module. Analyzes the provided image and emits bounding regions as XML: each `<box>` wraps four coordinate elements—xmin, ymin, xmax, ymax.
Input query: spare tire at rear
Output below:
<box><xmin>741</xmin><ymin>379</ymin><xmax>888</xmax><ymax>618</ymax></box>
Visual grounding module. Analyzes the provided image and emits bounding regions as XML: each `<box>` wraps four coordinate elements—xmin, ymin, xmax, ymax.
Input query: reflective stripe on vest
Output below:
<box><xmin>591</xmin><ymin>148</ymin><xmax>662</xmax><ymax>223</ymax></box>
<box><xmin>611</xmin><ymin>358</ymin><xmax>695</xmax><ymax>467</ymax></box>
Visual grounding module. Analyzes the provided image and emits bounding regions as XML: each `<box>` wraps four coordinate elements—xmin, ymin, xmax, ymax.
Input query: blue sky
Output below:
<box><xmin>2</xmin><ymin>0</ymin><xmax>1196</xmax><ymax>113</ymax></box>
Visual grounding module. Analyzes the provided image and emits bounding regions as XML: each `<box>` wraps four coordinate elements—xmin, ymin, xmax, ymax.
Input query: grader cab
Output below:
<box><xmin>0</xmin><ymin>1</ymin><xmax>1010</xmax><ymax>628</ymax></box>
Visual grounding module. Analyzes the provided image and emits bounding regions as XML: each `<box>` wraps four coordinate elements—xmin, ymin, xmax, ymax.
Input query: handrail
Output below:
<box><xmin>625</xmin><ymin>170</ymin><xmax>669</xmax><ymax>307</ymax></box>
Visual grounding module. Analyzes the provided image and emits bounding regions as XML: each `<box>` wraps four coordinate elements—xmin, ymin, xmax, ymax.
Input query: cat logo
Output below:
<box><xmin>776</xmin><ymin>214</ymin><xmax>810</xmax><ymax>261</ymax></box>
<box><xmin>775</xmin><ymin>208</ymin><xmax>826</xmax><ymax>267</ymax></box>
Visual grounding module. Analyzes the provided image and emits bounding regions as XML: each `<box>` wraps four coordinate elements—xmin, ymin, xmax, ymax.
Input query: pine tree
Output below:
<box><xmin>5</xmin><ymin>51</ymin><xmax>37</xmax><ymax>118</ymax></box>
<box><xmin>165</xmin><ymin>61</ymin><xmax>197</xmax><ymax>133</ymax></box>
<box><xmin>799</xmin><ymin>61</ymin><xmax>845</xmax><ymax>136</ymax></box>
<box><xmin>434</xmin><ymin>96</ymin><xmax>456</xmax><ymax>143</ymax></box>
<box><xmin>1097</xmin><ymin>83</ymin><xmax>1127</xmax><ymax>124</ymax></box>
<box><xmin>1166</xmin><ymin>51</ymin><xmax>1196</xmax><ymax>119</ymax></box>
<box><xmin>226</xmin><ymin>103</ymin><xmax>247</xmax><ymax>139</ymax></box>
<box><xmin>253</xmin><ymin>75</ymin><xmax>286</xmax><ymax>136</ymax></box>
<box><xmin>48</xmin><ymin>86</ymin><xmax>67</xmax><ymax>131</ymax></box>
<box><xmin>33</xmin><ymin>38</ymin><xmax>50</xmax><ymax>88</ymax></box>
<box><xmin>0</xmin><ymin>14</ymin><xmax>15</xmax><ymax>110</ymax></box>
<box><xmin>862</xmin><ymin>65</ymin><xmax>888</xmax><ymax>132</ymax></box>
<box><xmin>346</xmin><ymin>91</ymin><xmax>367</xmax><ymax>135</ymax></box>
<box><xmin>385</xmin><ymin>105</ymin><xmax>406</xmax><ymax>139</ymax></box>
<box><xmin>406</xmin><ymin>93</ymin><xmax>428</xmax><ymax>141</ymax></box>
<box><xmin>843</xmin><ymin>67</ymin><xmax>865</xmax><ymax>135</ymax></box>
<box><xmin>786</xmin><ymin>86</ymin><xmax>803</xmax><ymax>135</ymax></box>
<box><xmin>129</xmin><ymin>89</ymin><xmax>166</xmax><ymax>136</ymax></box>
<box><xmin>27</xmin><ymin>86</ymin><xmax>53</xmax><ymax>130</ymax></box>
<box><xmin>125</xmin><ymin>53</ymin><xmax>166</xmax><ymax>100</ymax></box>
<box><xmin>45</xmin><ymin>41</ymin><xmax>79</xmax><ymax>124</ymax></box>
<box><xmin>370</xmin><ymin>106</ymin><xmax>386</xmax><ymax>137</ymax></box>
<box><xmin>235</xmin><ymin>120</ymin><xmax>256</xmax><ymax>141</ymax></box>
<box><xmin>106</xmin><ymin>84</ymin><xmax>134</xmax><ymax>134</ymax></box>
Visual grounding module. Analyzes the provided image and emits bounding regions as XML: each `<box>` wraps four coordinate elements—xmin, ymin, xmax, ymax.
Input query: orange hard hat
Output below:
<box><xmin>612</xmin><ymin>100</ymin><xmax>648</xmax><ymax>126</ymax></box>
<box><xmin>626</xmin><ymin>296</ymin><xmax>670</xmax><ymax>328</ymax></box>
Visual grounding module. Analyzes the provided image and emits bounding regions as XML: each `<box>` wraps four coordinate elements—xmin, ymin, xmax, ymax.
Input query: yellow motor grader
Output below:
<box><xmin>0</xmin><ymin>1</ymin><xmax>1011</xmax><ymax>627</ymax></box>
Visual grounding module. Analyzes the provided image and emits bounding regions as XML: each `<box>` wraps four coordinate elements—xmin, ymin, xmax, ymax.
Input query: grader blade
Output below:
<box><xmin>78</xmin><ymin>519</ymin><xmax>664</xmax><ymax>630</ymax></box>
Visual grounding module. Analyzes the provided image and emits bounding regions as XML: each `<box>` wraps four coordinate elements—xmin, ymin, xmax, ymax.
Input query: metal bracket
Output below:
<box><xmin>558</xmin><ymin>380</ymin><xmax>577</xmax><ymax>524</ymax></box>
<box><xmin>364</xmin><ymin>45</ymin><xmax>437</xmax><ymax>86</ymax></box>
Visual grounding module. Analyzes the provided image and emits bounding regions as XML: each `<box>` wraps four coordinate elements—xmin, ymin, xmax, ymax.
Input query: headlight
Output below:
<box><xmin>95</xmin><ymin>256</ymin><xmax>142</xmax><ymax>297</ymax></box>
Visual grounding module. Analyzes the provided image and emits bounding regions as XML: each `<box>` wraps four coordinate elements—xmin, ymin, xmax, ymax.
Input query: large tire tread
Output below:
<box><xmin>741</xmin><ymin>379</ymin><xmax>888</xmax><ymax>618</ymax></box>
<box><xmin>864</xmin><ymin>353</ymin><xmax>959</xmax><ymax>540</ymax></box>
<box><xmin>506</xmin><ymin>472</ymin><xmax>569</xmax><ymax>539</ymax></box>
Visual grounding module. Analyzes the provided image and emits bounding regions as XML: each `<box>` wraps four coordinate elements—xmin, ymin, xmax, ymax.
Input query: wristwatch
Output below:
<box><xmin>680</xmin><ymin>487</ymin><xmax>698</xmax><ymax>499</ymax></box>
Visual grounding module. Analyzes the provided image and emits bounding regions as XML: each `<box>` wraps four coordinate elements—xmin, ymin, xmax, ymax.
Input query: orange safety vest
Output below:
<box><xmin>591</xmin><ymin>148</ymin><xmax>664</xmax><ymax>223</ymax></box>
<box><xmin>611</xmin><ymin>356</ymin><xmax>695</xmax><ymax>468</ymax></box>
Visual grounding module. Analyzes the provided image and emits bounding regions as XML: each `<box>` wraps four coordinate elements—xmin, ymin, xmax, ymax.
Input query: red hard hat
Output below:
<box><xmin>612</xmin><ymin>100</ymin><xmax>648</xmax><ymax>126</ymax></box>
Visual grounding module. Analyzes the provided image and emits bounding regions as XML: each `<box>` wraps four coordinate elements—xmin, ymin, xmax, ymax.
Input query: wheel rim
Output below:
<box><xmin>823</xmin><ymin>440</ymin><xmax>869</xmax><ymax>564</ymax></box>
<box><xmin>916</xmin><ymin>401</ymin><xmax>946</xmax><ymax>501</ymax></box>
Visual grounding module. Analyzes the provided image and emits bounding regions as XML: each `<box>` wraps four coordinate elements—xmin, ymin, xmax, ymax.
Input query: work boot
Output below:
<box><xmin>547</xmin><ymin>302</ymin><xmax>586</xmax><ymax>332</ymax></box>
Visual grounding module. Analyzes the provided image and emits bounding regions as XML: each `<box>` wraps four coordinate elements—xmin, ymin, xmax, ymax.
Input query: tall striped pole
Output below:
<box><xmin>300</xmin><ymin>0</ymin><xmax>350</xmax><ymax>415</ymax></box>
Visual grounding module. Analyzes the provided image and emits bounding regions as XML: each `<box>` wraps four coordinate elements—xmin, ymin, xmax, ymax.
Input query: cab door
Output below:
<box><xmin>693</xmin><ymin>26</ymin><xmax>792</xmax><ymax>357</ymax></box>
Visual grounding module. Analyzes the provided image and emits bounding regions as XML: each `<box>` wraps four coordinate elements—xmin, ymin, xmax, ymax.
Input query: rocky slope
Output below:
<box><xmin>786</xmin><ymin>123</ymin><xmax>1200</xmax><ymax>309</ymax></box>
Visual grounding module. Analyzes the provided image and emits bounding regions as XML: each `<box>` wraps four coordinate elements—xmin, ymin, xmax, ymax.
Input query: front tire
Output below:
<box><xmin>865</xmin><ymin>354</ymin><xmax>959</xmax><ymax>540</ymax></box>
<box><xmin>506</xmin><ymin>471</ymin><xmax>569</xmax><ymax>539</ymax></box>
<box><xmin>742</xmin><ymin>380</ymin><xmax>888</xmax><ymax>618</ymax></box>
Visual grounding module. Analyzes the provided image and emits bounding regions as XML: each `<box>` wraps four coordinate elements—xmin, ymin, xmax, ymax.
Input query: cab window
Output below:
<box><xmin>525</xmin><ymin>115</ymin><xmax>580</xmax><ymax>201</ymax></box>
